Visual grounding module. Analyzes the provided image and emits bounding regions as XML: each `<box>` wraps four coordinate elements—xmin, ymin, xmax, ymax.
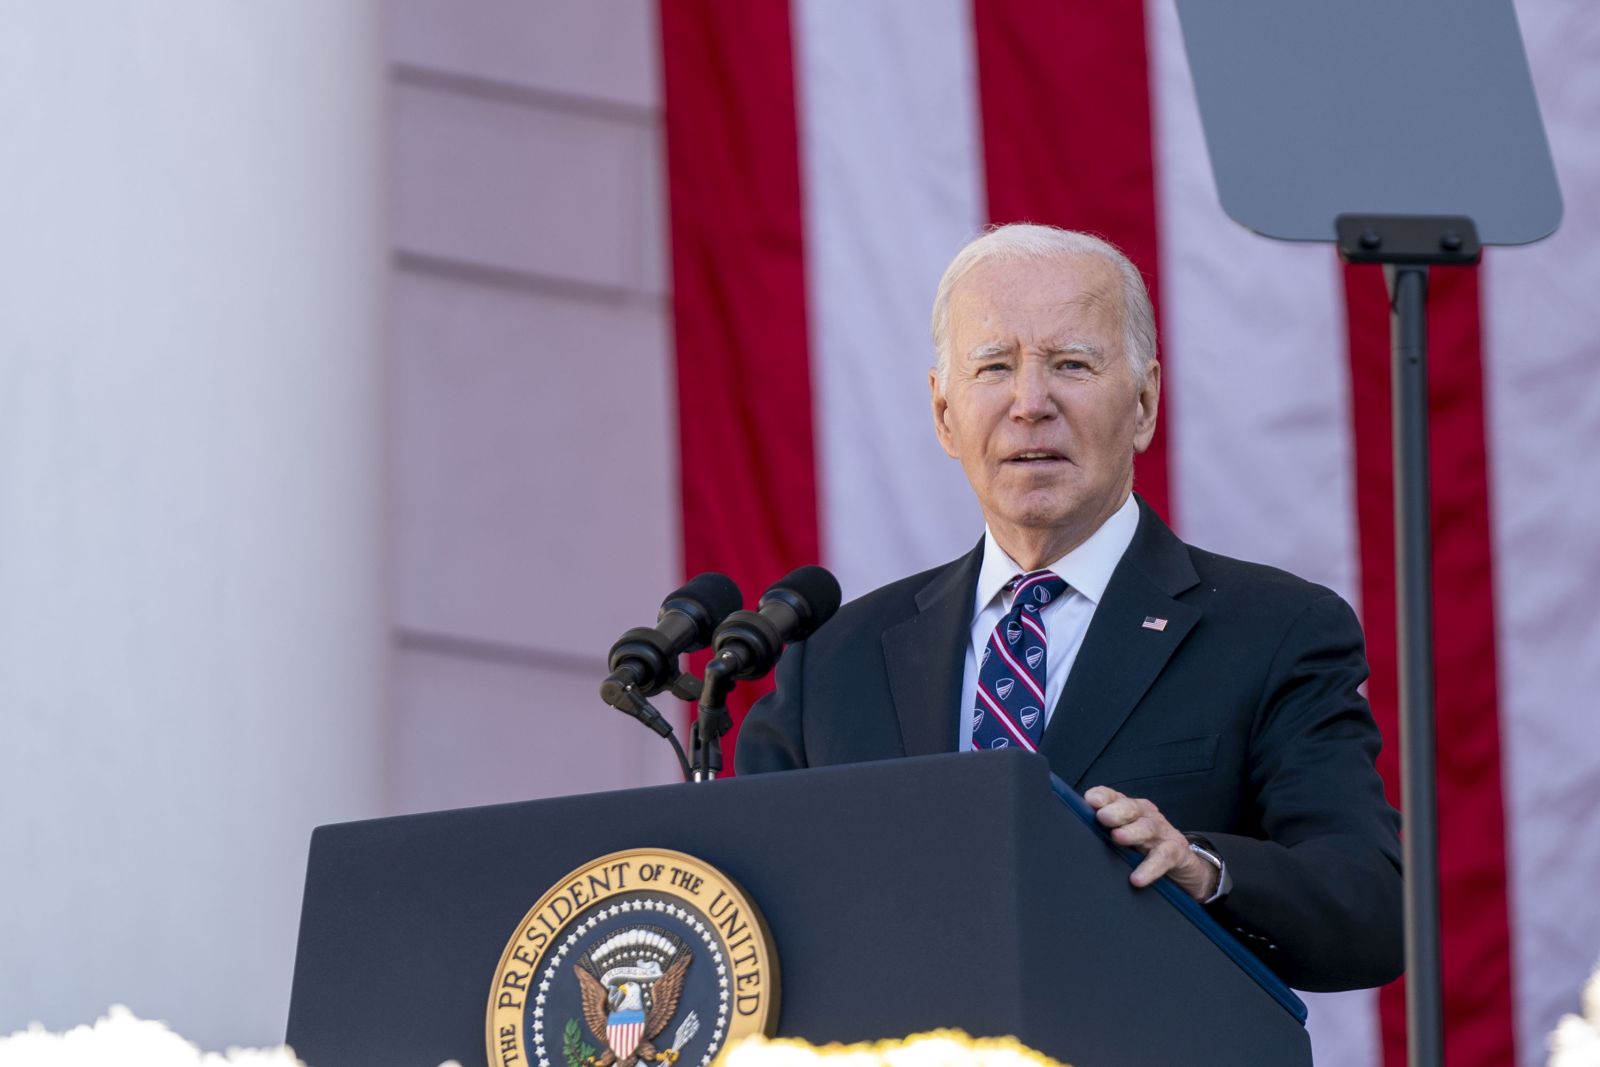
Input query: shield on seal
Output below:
<box><xmin>608</xmin><ymin>1008</ymin><xmax>645</xmax><ymax>1061</ymax></box>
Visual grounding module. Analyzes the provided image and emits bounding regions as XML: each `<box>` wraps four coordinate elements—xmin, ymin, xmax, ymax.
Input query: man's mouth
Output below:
<box><xmin>1004</xmin><ymin>450</ymin><xmax>1067</xmax><ymax>464</ymax></box>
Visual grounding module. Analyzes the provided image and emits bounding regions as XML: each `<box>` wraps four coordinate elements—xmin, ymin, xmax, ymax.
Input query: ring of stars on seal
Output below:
<box><xmin>488</xmin><ymin>849</ymin><xmax>779</xmax><ymax>1067</ymax></box>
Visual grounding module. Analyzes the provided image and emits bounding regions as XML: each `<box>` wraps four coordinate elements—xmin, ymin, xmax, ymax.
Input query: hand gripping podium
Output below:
<box><xmin>287</xmin><ymin>750</ymin><xmax>1310</xmax><ymax>1066</ymax></box>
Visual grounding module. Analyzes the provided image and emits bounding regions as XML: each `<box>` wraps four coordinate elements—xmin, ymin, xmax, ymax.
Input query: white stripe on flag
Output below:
<box><xmin>794</xmin><ymin>0</ymin><xmax>986</xmax><ymax>601</ymax></box>
<box><xmin>1486</xmin><ymin>4</ymin><xmax>1600</xmax><ymax>1060</ymax></box>
<box><xmin>1147</xmin><ymin>0</ymin><xmax>1361</xmax><ymax>608</ymax></box>
<box><xmin>1145</xmin><ymin>2</ymin><xmax>1379</xmax><ymax>1064</ymax></box>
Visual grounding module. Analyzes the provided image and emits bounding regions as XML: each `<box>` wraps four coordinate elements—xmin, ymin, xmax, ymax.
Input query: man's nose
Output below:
<box><xmin>1010</xmin><ymin>362</ymin><xmax>1056</xmax><ymax>419</ymax></box>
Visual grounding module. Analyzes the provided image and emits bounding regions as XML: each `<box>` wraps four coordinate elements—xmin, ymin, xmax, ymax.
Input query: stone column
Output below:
<box><xmin>0</xmin><ymin>1</ymin><xmax>386</xmax><ymax>1048</ymax></box>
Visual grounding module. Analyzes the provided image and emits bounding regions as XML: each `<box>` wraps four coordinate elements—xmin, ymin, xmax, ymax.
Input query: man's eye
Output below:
<box><xmin>976</xmin><ymin>363</ymin><xmax>1009</xmax><ymax>376</ymax></box>
<box><xmin>1056</xmin><ymin>359</ymin><xmax>1089</xmax><ymax>372</ymax></box>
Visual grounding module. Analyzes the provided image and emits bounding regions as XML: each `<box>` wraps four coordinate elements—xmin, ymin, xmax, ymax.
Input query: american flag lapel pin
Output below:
<box><xmin>1142</xmin><ymin>616</ymin><xmax>1168</xmax><ymax>632</ymax></box>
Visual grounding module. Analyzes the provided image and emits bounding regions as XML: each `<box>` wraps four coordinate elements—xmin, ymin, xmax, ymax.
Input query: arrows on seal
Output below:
<box><xmin>652</xmin><ymin>1011</ymin><xmax>700</xmax><ymax>1065</ymax></box>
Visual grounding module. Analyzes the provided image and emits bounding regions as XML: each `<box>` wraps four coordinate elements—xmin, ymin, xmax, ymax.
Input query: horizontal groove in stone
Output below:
<box><xmin>392</xmin><ymin>61</ymin><xmax>658</xmax><ymax>126</ymax></box>
<box><xmin>392</xmin><ymin>250</ymin><xmax>669</xmax><ymax>309</ymax></box>
<box><xmin>397</xmin><ymin>626</ymin><xmax>609</xmax><ymax>678</ymax></box>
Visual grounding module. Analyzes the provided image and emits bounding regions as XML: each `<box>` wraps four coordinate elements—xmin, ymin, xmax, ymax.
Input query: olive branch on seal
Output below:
<box><xmin>563</xmin><ymin>1017</ymin><xmax>596</xmax><ymax>1067</ymax></box>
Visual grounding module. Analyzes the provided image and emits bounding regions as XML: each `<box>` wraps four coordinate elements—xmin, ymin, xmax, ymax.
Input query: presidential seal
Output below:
<box><xmin>488</xmin><ymin>849</ymin><xmax>779</xmax><ymax>1067</ymax></box>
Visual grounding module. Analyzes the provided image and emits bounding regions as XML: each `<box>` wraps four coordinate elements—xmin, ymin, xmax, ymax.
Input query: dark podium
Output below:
<box><xmin>287</xmin><ymin>750</ymin><xmax>1309</xmax><ymax>1066</ymax></box>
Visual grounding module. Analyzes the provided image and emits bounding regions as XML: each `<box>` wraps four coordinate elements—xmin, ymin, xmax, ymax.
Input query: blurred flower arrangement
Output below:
<box><xmin>15</xmin><ymin>988</ymin><xmax>1600</xmax><ymax>1067</ymax></box>
<box><xmin>1</xmin><ymin>1017</ymin><xmax>1055</xmax><ymax>1067</ymax></box>
<box><xmin>0</xmin><ymin>1007</ymin><xmax>309</xmax><ymax>1067</ymax></box>
<box><xmin>1549</xmin><ymin>960</ymin><xmax>1600</xmax><ymax>1066</ymax></box>
<box><xmin>724</xmin><ymin>1031</ymin><xmax>1072</xmax><ymax>1067</ymax></box>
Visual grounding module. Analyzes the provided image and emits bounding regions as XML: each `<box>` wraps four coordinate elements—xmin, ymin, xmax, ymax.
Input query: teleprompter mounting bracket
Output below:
<box><xmin>1336</xmin><ymin>214</ymin><xmax>1482</xmax><ymax>265</ymax></box>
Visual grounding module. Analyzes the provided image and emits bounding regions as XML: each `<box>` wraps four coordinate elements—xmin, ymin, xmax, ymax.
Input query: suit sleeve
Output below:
<box><xmin>1202</xmin><ymin>592</ymin><xmax>1405</xmax><ymax>992</ymax></box>
<box><xmin>733</xmin><ymin>633</ymin><xmax>810</xmax><ymax>774</ymax></box>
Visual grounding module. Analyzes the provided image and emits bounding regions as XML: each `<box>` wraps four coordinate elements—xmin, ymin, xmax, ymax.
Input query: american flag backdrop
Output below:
<box><xmin>655</xmin><ymin>2</ymin><xmax>1600</xmax><ymax>1065</ymax></box>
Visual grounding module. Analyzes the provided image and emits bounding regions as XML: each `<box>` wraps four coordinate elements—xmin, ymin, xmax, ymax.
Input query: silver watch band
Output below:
<box><xmin>1186</xmin><ymin>839</ymin><xmax>1231</xmax><ymax>904</ymax></box>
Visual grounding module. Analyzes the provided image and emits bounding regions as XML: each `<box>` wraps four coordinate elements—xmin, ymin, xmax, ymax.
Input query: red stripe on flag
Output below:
<box><xmin>1343</xmin><ymin>262</ymin><xmax>1515</xmax><ymax>1067</ymax></box>
<box><xmin>969</xmin><ymin>0</ymin><xmax>1170</xmax><ymax>520</ymax></box>
<box><xmin>658</xmin><ymin>0</ymin><xmax>820</xmax><ymax>767</ymax></box>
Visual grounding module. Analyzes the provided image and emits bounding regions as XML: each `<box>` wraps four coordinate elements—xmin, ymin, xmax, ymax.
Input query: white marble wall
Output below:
<box><xmin>0</xmin><ymin>1</ymin><xmax>682</xmax><ymax>1049</ymax></box>
<box><xmin>0</xmin><ymin>1</ymin><xmax>387</xmax><ymax>1049</ymax></box>
<box><xmin>383</xmin><ymin>1</ymin><xmax>683</xmax><ymax>812</ymax></box>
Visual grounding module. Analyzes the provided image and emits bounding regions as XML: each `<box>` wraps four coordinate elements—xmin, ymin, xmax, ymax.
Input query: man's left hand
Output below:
<box><xmin>1084</xmin><ymin>786</ymin><xmax>1218</xmax><ymax>903</ymax></box>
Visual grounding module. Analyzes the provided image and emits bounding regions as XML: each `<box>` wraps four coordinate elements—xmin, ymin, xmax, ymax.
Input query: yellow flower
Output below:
<box><xmin>724</xmin><ymin>1030</ymin><xmax>1074</xmax><ymax>1067</ymax></box>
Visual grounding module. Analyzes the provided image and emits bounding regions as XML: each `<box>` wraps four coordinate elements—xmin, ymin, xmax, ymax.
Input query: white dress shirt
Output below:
<box><xmin>957</xmin><ymin>493</ymin><xmax>1140</xmax><ymax>750</ymax></box>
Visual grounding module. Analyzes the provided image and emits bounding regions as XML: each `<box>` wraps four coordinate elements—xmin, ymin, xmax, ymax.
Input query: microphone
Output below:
<box><xmin>600</xmin><ymin>572</ymin><xmax>743</xmax><ymax>707</ymax></box>
<box><xmin>708</xmin><ymin>565</ymin><xmax>842</xmax><ymax>680</ymax></box>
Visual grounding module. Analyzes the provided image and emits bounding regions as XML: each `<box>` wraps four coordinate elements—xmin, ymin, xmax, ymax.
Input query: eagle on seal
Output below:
<box><xmin>575</xmin><ymin>953</ymin><xmax>691</xmax><ymax>1067</ymax></box>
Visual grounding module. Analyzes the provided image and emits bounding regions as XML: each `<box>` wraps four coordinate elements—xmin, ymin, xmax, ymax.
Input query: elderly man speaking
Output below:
<box><xmin>734</xmin><ymin>223</ymin><xmax>1403</xmax><ymax>993</ymax></box>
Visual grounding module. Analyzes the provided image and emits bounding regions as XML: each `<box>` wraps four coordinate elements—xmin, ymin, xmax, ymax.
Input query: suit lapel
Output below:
<box><xmin>1039</xmin><ymin>501</ymin><xmax>1202</xmax><ymax>787</ymax></box>
<box><xmin>882</xmin><ymin>540</ymin><xmax>983</xmax><ymax>757</ymax></box>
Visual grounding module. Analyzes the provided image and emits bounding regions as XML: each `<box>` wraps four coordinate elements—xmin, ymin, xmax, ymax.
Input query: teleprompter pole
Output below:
<box><xmin>1388</xmin><ymin>262</ymin><xmax>1443</xmax><ymax>1067</ymax></box>
<box><xmin>1338</xmin><ymin>215</ymin><xmax>1480</xmax><ymax>1067</ymax></box>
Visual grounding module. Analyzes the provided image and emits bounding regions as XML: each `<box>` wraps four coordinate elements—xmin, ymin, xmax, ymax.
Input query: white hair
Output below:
<box><xmin>929</xmin><ymin>223</ymin><xmax>1157</xmax><ymax>388</ymax></box>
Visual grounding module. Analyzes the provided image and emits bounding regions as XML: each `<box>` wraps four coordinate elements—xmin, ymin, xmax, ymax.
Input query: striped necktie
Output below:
<box><xmin>971</xmin><ymin>570</ymin><xmax>1068</xmax><ymax>752</ymax></box>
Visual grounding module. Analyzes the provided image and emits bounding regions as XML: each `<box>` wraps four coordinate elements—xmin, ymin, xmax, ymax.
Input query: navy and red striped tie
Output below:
<box><xmin>972</xmin><ymin>571</ymin><xmax>1067</xmax><ymax>752</ymax></box>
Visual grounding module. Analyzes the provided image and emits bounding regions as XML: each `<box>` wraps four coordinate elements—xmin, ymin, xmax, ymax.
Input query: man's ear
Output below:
<box><xmin>930</xmin><ymin>369</ymin><xmax>959</xmax><ymax>458</ymax></box>
<box><xmin>1132</xmin><ymin>359</ymin><xmax>1161</xmax><ymax>454</ymax></box>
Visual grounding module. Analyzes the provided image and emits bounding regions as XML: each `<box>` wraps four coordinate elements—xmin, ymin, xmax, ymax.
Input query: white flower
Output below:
<box><xmin>0</xmin><ymin>1006</ymin><xmax>306</xmax><ymax>1067</ymax></box>
<box><xmin>1549</xmin><ymin>960</ymin><xmax>1600</xmax><ymax>1067</ymax></box>
<box><xmin>724</xmin><ymin>1030</ymin><xmax>1073</xmax><ymax>1067</ymax></box>
<box><xmin>0</xmin><ymin>1007</ymin><xmax>463</xmax><ymax>1067</ymax></box>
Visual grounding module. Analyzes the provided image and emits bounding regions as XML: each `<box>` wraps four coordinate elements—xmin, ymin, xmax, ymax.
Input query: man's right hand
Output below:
<box><xmin>1084</xmin><ymin>785</ymin><xmax>1219</xmax><ymax>903</ymax></box>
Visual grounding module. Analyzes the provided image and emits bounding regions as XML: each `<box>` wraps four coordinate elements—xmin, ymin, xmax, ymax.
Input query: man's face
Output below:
<box><xmin>930</xmin><ymin>253</ymin><xmax>1160</xmax><ymax>562</ymax></box>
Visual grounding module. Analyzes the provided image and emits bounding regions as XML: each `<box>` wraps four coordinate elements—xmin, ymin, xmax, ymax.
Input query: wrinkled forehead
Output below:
<box><xmin>949</xmin><ymin>253</ymin><xmax>1125</xmax><ymax>341</ymax></box>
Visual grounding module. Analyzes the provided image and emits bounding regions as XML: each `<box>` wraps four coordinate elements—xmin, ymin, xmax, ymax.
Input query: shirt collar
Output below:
<box><xmin>975</xmin><ymin>494</ymin><xmax>1140</xmax><ymax>611</ymax></box>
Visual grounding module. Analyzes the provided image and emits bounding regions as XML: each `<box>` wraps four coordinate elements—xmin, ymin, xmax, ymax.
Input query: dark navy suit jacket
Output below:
<box><xmin>735</xmin><ymin>498</ymin><xmax>1403</xmax><ymax>992</ymax></box>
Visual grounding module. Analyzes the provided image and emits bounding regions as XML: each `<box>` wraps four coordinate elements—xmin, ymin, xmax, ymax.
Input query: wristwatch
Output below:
<box><xmin>1185</xmin><ymin>834</ymin><xmax>1231</xmax><ymax>905</ymax></box>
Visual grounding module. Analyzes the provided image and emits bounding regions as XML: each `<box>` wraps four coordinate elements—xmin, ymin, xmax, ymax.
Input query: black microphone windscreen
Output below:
<box><xmin>669</xmin><ymin>571</ymin><xmax>744</xmax><ymax>624</ymax></box>
<box><xmin>767</xmin><ymin>565</ymin><xmax>842</xmax><ymax>631</ymax></box>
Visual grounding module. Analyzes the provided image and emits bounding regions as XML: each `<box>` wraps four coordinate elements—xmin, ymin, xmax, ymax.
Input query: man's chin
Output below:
<box><xmin>986</xmin><ymin>489</ymin><xmax>1129</xmax><ymax>546</ymax></box>
<box><xmin>992</xmin><ymin>489</ymin><xmax>1084</xmax><ymax>527</ymax></box>
<box><xmin>989</xmin><ymin>502</ymin><xmax>1087</xmax><ymax>541</ymax></box>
